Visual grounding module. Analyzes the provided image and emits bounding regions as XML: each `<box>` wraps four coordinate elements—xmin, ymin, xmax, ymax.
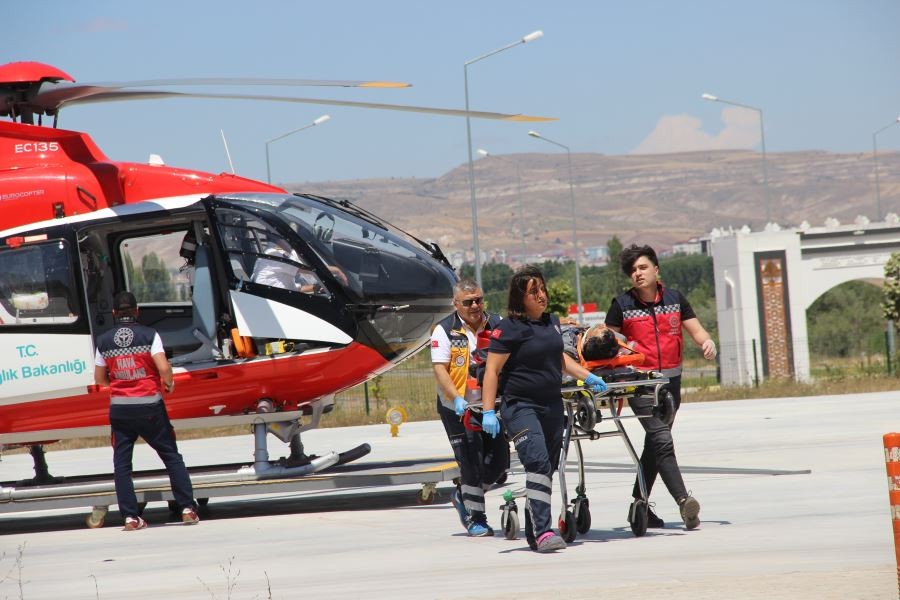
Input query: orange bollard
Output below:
<box><xmin>884</xmin><ymin>433</ymin><xmax>900</xmax><ymax>598</ymax></box>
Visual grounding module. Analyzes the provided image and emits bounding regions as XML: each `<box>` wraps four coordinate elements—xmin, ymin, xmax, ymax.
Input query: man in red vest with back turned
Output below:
<box><xmin>94</xmin><ymin>291</ymin><xmax>199</xmax><ymax>530</ymax></box>
<box><xmin>605</xmin><ymin>244</ymin><xmax>716</xmax><ymax>531</ymax></box>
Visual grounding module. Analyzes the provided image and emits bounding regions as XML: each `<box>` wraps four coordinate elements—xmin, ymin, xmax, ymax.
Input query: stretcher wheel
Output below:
<box><xmin>575</xmin><ymin>499</ymin><xmax>591</xmax><ymax>534</ymax></box>
<box><xmin>197</xmin><ymin>498</ymin><xmax>209</xmax><ymax>507</ymax></box>
<box><xmin>575</xmin><ymin>393</ymin><xmax>597</xmax><ymax>430</ymax></box>
<box><xmin>559</xmin><ymin>510</ymin><xmax>577</xmax><ymax>543</ymax></box>
<box><xmin>629</xmin><ymin>499</ymin><xmax>649</xmax><ymax>537</ymax></box>
<box><xmin>653</xmin><ymin>390</ymin><xmax>676</xmax><ymax>426</ymax></box>
<box><xmin>502</xmin><ymin>510</ymin><xmax>519</xmax><ymax>540</ymax></box>
<box><xmin>417</xmin><ymin>483</ymin><xmax>437</xmax><ymax>504</ymax></box>
<box><xmin>85</xmin><ymin>506</ymin><xmax>108</xmax><ymax>529</ymax></box>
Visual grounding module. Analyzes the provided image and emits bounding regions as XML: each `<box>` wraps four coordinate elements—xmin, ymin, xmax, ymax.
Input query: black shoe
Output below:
<box><xmin>647</xmin><ymin>507</ymin><xmax>665</xmax><ymax>528</ymax></box>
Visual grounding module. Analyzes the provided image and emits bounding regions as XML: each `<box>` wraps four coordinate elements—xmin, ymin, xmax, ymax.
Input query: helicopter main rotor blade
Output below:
<box><xmin>30</xmin><ymin>78</ymin><xmax>411</xmax><ymax>113</ymax></box>
<box><xmin>71</xmin><ymin>78</ymin><xmax>411</xmax><ymax>88</ymax></box>
<box><xmin>60</xmin><ymin>89</ymin><xmax>557</xmax><ymax>122</ymax></box>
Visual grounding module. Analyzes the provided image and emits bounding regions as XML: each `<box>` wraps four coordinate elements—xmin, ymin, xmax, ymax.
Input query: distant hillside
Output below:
<box><xmin>283</xmin><ymin>149</ymin><xmax>900</xmax><ymax>259</ymax></box>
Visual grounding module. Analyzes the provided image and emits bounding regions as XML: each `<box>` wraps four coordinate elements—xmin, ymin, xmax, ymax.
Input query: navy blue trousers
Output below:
<box><xmin>110</xmin><ymin>402</ymin><xmax>195</xmax><ymax>519</ymax></box>
<box><xmin>438</xmin><ymin>399</ymin><xmax>509</xmax><ymax>522</ymax></box>
<box><xmin>501</xmin><ymin>399</ymin><xmax>564</xmax><ymax>541</ymax></box>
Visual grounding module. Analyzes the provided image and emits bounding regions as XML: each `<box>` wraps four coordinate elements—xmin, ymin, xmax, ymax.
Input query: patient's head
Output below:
<box><xmin>581</xmin><ymin>326</ymin><xmax>618</xmax><ymax>360</ymax></box>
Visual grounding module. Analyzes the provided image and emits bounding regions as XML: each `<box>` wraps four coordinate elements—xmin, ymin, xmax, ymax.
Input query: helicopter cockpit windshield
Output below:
<box><xmin>208</xmin><ymin>193</ymin><xmax>456</xmax><ymax>359</ymax></box>
<box><xmin>213</xmin><ymin>193</ymin><xmax>453</xmax><ymax>301</ymax></box>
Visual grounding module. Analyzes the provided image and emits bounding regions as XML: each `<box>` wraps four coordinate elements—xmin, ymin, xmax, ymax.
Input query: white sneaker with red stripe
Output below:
<box><xmin>182</xmin><ymin>507</ymin><xmax>200</xmax><ymax>525</ymax></box>
<box><xmin>123</xmin><ymin>516</ymin><xmax>147</xmax><ymax>531</ymax></box>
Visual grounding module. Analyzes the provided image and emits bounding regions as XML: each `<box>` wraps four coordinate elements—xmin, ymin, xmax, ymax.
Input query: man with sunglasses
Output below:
<box><xmin>431</xmin><ymin>279</ymin><xmax>507</xmax><ymax>537</ymax></box>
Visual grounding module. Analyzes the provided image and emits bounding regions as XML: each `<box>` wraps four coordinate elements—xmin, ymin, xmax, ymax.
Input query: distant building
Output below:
<box><xmin>671</xmin><ymin>236</ymin><xmax>711</xmax><ymax>256</ymax></box>
<box><xmin>584</xmin><ymin>245</ymin><xmax>610</xmax><ymax>265</ymax></box>
<box><xmin>490</xmin><ymin>248</ymin><xmax>508</xmax><ymax>264</ymax></box>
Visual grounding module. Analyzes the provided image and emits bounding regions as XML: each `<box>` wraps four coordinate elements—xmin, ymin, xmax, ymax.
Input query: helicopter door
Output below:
<box><xmin>116</xmin><ymin>227</ymin><xmax>221</xmax><ymax>364</ymax></box>
<box><xmin>207</xmin><ymin>204</ymin><xmax>353</xmax><ymax>345</ymax></box>
<box><xmin>0</xmin><ymin>234</ymin><xmax>93</xmax><ymax>403</ymax></box>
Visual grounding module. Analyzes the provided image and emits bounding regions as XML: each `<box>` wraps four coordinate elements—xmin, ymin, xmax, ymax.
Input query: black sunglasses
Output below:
<box><xmin>459</xmin><ymin>296</ymin><xmax>484</xmax><ymax>307</ymax></box>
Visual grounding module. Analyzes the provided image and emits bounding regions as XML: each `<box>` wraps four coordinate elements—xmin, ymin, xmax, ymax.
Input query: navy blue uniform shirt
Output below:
<box><xmin>488</xmin><ymin>313</ymin><xmax>563</xmax><ymax>405</ymax></box>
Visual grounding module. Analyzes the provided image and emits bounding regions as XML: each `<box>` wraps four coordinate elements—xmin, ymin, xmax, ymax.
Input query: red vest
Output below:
<box><xmin>96</xmin><ymin>322</ymin><xmax>162</xmax><ymax>402</ymax></box>
<box><xmin>615</xmin><ymin>285</ymin><xmax>684</xmax><ymax>374</ymax></box>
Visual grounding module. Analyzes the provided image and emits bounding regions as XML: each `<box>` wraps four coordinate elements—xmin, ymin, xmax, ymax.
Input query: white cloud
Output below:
<box><xmin>632</xmin><ymin>107</ymin><xmax>761</xmax><ymax>154</ymax></box>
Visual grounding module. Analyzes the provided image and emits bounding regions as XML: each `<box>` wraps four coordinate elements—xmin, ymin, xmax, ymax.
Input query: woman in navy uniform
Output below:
<box><xmin>480</xmin><ymin>266</ymin><xmax>606</xmax><ymax>553</ymax></box>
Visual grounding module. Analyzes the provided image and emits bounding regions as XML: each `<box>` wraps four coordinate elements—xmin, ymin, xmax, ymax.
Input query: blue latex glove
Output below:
<box><xmin>481</xmin><ymin>409</ymin><xmax>500</xmax><ymax>438</ymax></box>
<box><xmin>583</xmin><ymin>373</ymin><xmax>608</xmax><ymax>393</ymax></box>
<box><xmin>453</xmin><ymin>396</ymin><xmax>468</xmax><ymax>417</ymax></box>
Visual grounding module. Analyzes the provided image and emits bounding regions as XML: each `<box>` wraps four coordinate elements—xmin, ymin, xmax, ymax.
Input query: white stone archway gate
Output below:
<box><xmin>711</xmin><ymin>219</ymin><xmax>900</xmax><ymax>385</ymax></box>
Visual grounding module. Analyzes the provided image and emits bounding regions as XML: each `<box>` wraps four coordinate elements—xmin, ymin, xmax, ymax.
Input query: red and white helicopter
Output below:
<box><xmin>0</xmin><ymin>61</ymin><xmax>551</xmax><ymax>484</ymax></box>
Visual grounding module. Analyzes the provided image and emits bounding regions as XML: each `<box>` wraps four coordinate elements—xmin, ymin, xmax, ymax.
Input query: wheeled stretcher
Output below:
<box><xmin>495</xmin><ymin>336</ymin><xmax>675</xmax><ymax>542</ymax></box>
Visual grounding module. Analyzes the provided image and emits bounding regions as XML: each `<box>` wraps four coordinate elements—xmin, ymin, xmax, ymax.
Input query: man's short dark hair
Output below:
<box><xmin>582</xmin><ymin>329</ymin><xmax>618</xmax><ymax>360</ymax></box>
<box><xmin>113</xmin><ymin>291</ymin><xmax>138</xmax><ymax>312</ymax></box>
<box><xmin>620</xmin><ymin>244</ymin><xmax>659</xmax><ymax>277</ymax></box>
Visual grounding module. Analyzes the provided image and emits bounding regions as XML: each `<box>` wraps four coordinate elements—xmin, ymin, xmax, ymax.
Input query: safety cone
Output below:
<box><xmin>883</xmin><ymin>433</ymin><xmax>900</xmax><ymax>599</ymax></box>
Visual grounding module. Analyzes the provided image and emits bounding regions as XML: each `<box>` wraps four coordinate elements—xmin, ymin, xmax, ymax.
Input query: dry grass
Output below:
<box><xmin>684</xmin><ymin>372</ymin><xmax>900</xmax><ymax>403</ymax></box>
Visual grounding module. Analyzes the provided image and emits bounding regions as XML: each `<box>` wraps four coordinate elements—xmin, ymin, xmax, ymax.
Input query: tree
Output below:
<box><xmin>659</xmin><ymin>254</ymin><xmax>713</xmax><ymax>293</ymax></box>
<box><xmin>808</xmin><ymin>280</ymin><xmax>883</xmax><ymax>357</ymax></box>
<box><xmin>123</xmin><ymin>253</ymin><xmax>146</xmax><ymax>300</ymax></box>
<box><xmin>457</xmin><ymin>263</ymin><xmax>511</xmax><ymax>314</ymax></box>
<box><xmin>547</xmin><ymin>279</ymin><xmax>574</xmax><ymax>317</ymax></box>
<box><xmin>604</xmin><ymin>236</ymin><xmax>631</xmax><ymax>297</ymax></box>
<box><xmin>140</xmin><ymin>252</ymin><xmax>175</xmax><ymax>302</ymax></box>
<box><xmin>882</xmin><ymin>252</ymin><xmax>900</xmax><ymax>321</ymax></box>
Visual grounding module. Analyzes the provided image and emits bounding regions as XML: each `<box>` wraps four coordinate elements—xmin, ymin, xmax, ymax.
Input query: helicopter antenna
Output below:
<box><xmin>220</xmin><ymin>129</ymin><xmax>235</xmax><ymax>174</ymax></box>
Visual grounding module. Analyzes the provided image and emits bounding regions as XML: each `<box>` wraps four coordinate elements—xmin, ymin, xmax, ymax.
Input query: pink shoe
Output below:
<box><xmin>535</xmin><ymin>531</ymin><xmax>566</xmax><ymax>553</ymax></box>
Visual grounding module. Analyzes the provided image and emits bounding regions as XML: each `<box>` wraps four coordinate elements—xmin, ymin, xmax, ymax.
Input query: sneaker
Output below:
<box><xmin>629</xmin><ymin>501</ymin><xmax>666</xmax><ymax>528</ymax></box>
<box><xmin>450</xmin><ymin>488</ymin><xmax>468</xmax><ymax>530</ymax></box>
<box><xmin>123</xmin><ymin>516</ymin><xmax>147</xmax><ymax>531</ymax></box>
<box><xmin>678</xmin><ymin>495</ymin><xmax>701</xmax><ymax>530</ymax></box>
<box><xmin>467</xmin><ymin>521</ymin><xmax>493</xmax><ymax>537</ymax></box>
<box><xmin>182</xmin><ymin>507</ymin><xmax>200</xmax><ymax>525</ymax></box>
<box><xmin>535</xmin><ymin>531</ymin><xmax>566</xmax><ymax>553</ymax></box>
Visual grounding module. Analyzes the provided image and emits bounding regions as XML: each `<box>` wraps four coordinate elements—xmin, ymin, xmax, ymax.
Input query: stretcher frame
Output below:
<box><xmin>495</xmin><ymin>369</ymin><xmax>672</xmax><ymax>543</ymax></box>
<box><xmin>558</xmin><ymin>370</ymin><xmax>672</xmax><ymax>541</ymax></box>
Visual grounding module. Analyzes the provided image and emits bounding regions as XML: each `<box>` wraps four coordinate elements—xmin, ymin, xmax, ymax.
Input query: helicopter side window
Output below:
<box><xmin>214</xmin><ymin>209</ymin><xmax>331</xmax><ymax>298</ymax></box>
<box><xmin>0</xmin><ymin>240</ymin><xmax>78</xmax><ymax>326</ymax></box>
<box><xmin>119</xmin><ymin>231</ymin><xmax>190</xmax><ymax>304</ymax></box>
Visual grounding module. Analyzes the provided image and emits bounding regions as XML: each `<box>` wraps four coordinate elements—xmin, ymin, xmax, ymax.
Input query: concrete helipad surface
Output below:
<box><xmin>0</xmin><ymin>391</ymin><xmax>897</xmax><ymax>599</ymax></box>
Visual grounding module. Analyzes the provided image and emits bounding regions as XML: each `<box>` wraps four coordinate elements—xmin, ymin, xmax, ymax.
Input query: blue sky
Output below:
<box><xmin>5</xmin><ymin>1</ymin><xmax>900</xmax><ymax>183</ymax></box>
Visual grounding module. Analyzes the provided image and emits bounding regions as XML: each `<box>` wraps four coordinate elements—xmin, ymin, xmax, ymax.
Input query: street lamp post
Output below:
<box><xmin>527</xmin><ymin>130</ymin><xmax>583</xmax><ymax>322</ymax></box>
<box><xmin>702</xmin><ymin>93</ymin><xmax>771</xmax><ymax>224</ymax></box>
<box><xmin>265</xmin><ymin>114</ymin><xmax>331</xmax><ymax>184</ymax></box>
<box><xmin>465</xmin><ymin>30</ymin><xmax>543</xmax><ymax>287</ymax></box>
<box><xmin>873</xmin><ymin>117</ymin><xmax>900</xmax><ymax>221</ymax></box>
<box><xmin>477</xmin><ymin>149</ymin><xmax>527</xmax><ymax>263</ymax></box>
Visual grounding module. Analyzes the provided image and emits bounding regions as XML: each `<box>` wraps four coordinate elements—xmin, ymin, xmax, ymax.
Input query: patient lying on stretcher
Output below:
<box><xmin>562</xmin><ymin>323</ymin><xmax>632</xmax><ymax>361</ymax></box>
<box><xmin>581</xmin><ymin>324</ymin><xmax>632</xmax><ymax>360</ymax></box>
<box><xmin>562</xmin><ymin>324</ymin><xmax>646</xmax><ymax>383</ymax></box>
